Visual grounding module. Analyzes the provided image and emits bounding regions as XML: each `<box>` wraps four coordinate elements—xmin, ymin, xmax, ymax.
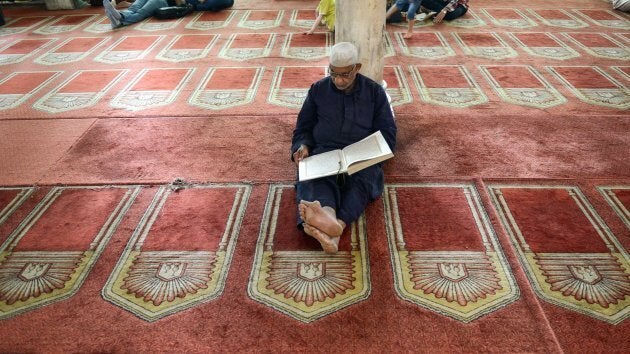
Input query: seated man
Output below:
<box><xmin>103</xmin><ymin>0</ymin><xmax>233</xmax><ymax>28</ymax></box>
<box><xmin>291</xmin><ymin>42</ymin><xmax>397</xmax><ymax>254</ymax></box>
<box><xmin>421</xmin><ymin>0</ymin><xmax>468</xmax><ymax>23</ymax></box>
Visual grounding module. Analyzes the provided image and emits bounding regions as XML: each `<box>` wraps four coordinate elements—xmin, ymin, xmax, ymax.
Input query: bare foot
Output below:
<box><xmin>299</xmin><ymin>200</ymin><xmax>343</xmax><ymax>237</ymax></box>
<box><xmin>303</xmin><ymin>223</ymin><xmax>339</xmax><ymax>254</ymax></box>
<box><xmin>403</xmin><ymin>32</ymin><xmax>413</xmax><ymax>39</ymax></box>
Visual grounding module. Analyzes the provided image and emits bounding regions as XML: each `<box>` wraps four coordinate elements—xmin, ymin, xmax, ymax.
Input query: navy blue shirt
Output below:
<box><xmin>291</xmin><ymin>73</ymin><xmax>397</xmax><ymax>158</ymax></box>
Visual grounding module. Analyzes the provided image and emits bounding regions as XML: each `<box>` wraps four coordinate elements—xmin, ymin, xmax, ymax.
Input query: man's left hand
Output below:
<box><xmin>293</xmin><ymin>145</ymin><xmax>310</xmax><ymax>166</ymax></box>
<box><xmin>433</xmin><ymin>10</ymin><xmax>447</xmax><ymax>23</ymax></box>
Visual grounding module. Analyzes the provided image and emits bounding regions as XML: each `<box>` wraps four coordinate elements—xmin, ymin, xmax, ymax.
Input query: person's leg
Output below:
<box><xmin>125</xmin><ymin>0</ymin><xmax>150</xmax><ymax>12</ymax></box>
<box><xmin>103</xmin><ymin>0</ymin><xmax>122</xmax><ymax>28</ymax></box>
<box><xmin>386</xmin><ymin>2</ymin><xmax>400</xmax><ymax>19</ymax></box>
<box><xmin>336</xmin><ymin>166</ymin><xmax>384</xmax><ymax>227</ymax></box>
<box><xmin>295</xmin><ymin>176</ymin><xmax>338</xmax><ymax>225</ymax></box>
<box><xmin>299</xmin><ymin>200</ymin><xmax>344</xmax><ymax>237</ymax></box>
<box><xmin>404</xmin><ymin>0</ymin><xmax>421</xmax><ymax>38</ymax></box>
<box><xmin>303</xmin><ymin>223</ymin><xmax>340</xmax><ymax>253</ymax></box>
<box><xmin>119</xmin><ymin>0</ymin><xmax>168</xmax><ymax>24</ymax></box>
<box><xmin>295</xmin><ymin>177</ymin><xmax>346</xmax><ymax>253</ymax></box>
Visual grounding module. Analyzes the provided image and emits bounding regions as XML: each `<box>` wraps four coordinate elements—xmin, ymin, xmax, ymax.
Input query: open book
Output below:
<box><xmin>298</xmin><ymin>131</ymin><xmax>394</xmax><ymax>182</ymax></box>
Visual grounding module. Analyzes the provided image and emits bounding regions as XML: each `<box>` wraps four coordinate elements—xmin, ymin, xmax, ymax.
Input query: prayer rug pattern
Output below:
<box><xmin>598</xmin><ymin>186</ymin><xmax>630</xmax><ymax>230</ymax></box>
<box><xmin>248</xmin><ymin>184</ymin><xmax>370</xmax><ymax>323</ymax></box>
<box><xmin>0</xmin><ymin>186</ymin><xmax>140</xmax><ymax>320</ymax></box>
<box><xmin>103</xmin><ymin>183</ymin><xmax>250</xmax><ymax>321</ymax></box>
<box><xmin>383</xmin><ymin>183</ymin><xmax>518</xmax><ymax>322</ymax></box>
<box><xmin>0</xmin><ymin>0</ymin><xmax>628</xmax><ymax>351</ymax></box>
<box><xmin>488</xmin><ymin>183</ymin><xmax>630</xmax><ymax>324</ymax></box>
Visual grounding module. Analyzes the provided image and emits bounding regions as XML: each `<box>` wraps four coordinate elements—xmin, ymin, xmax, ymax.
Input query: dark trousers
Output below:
<box><xmin>422</xmin><ymin>0</ymin><xmax>468</xmax><ymax>20</ymax></box>
<box><xmin>295</xmin><ymin>165</ymin><xmax>384</xmax><ymax>228</ymax></box>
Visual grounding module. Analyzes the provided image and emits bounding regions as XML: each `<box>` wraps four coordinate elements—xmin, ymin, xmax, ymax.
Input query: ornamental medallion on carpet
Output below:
<box><xmin>34</xmin><ymin>37</ymin><xmax>110</xmax><ymax>65</ymax></box>
<box><xmin>249</xmin><ymin>185</ymin><xmax>370</xmax><ymax>323</ymax></box>
<box><xmin>0</xmin><ymin>16</ymin><xmax>52</xmax><ymax>36</ymax></box>
<box><xmin>136</xmin><ymin>17</ymin><xmax>185</xmax><ymax>32</ymax></box>
<box><xmin>480</xmin><ymin>8</ymin><xmax>537</xmax><ymax>29</ymax></box>
<box><xmin>411</xmin><ymin>65</ymin><xmax>487</xmax><ymax>108</ymax></box>
<box><xmin>479</xmin><ymin>65</ymin><xmax>566</xmax><ymax>108</ymax></box>
<box><xmin>574</xmin><ymin>9</ymin><xmax>630</xmax><ymax>29</ymax></box>
<box><xmin>506</xmin><ymin>32</ymin><xmax>579</xmax><ymax>60</ymax></box>
<box><xmin>189</xmin><ymin>66</ymin><xmax>264</xmax><ymax>110</ymax></box>
<box><xmin>383</xmin><ymin>183</ymin><xmax>518</xmax><ymax>323</ymax></box>
<box><xmin>0</xmin><ymin>71</ymin><xmax>62</xmax><ymax>111</ymax></box>
<box><xmin>33</xmin><ymin>14</ymin><xmax>99</xmax><ymax>35</ymax></box>
<box><xmin>268</xmin><ymin>66</ymin><xmax>327</xmax><ymax>109</ymax></box>
<box><xmin>84</xmin><ymin>17</ymin><xmax>118</xmax><ymax>34</ymax></box>
<box><xmin>546</xmin><ymin>66</ymin><xmax>629</xmax><ymax>109</ymax></box>
<box><xmin>0</xmin><ymin>186</ymin><xmax>140</xmax><ymax>320</ymax></box>
<box><xmin>156</xmin><ymin>34</ymin><xmax>219</xmax><ymax>62</ymax></box>
<box><xmin>289</xmin><ymin>9</ymin><xmax>317</xmax><ymax>29</ymax></box>
<box><xmin>103</xmin><ymin>183</ymin><xmax>251</xmax><ymax>322</ymax></box>
<box><xmin>218</xmin><ymin>33</ymin><xmax>277</xmax><ymax>61</ymax></box>
<box><xmin>33</xmin><ymin>69</ymin><xmax>128</xmax><ymax>113</ymax></box>
<box><xmin>238</xmin><ymin>10</ymin><xmax>284</xmax><ymax>30</ymax></box>
<box><xmin>94</xmin><ymin>35</ymin><xmax>165</xmax><ymax>64</ymax></box>
<box><xmin>111</xmin><ymin>68</ymin><xmax>194</xmax><ymax>111</ymax></box>
<box><xmin>561</xmin><ymin>32</ymin><xmax>629</xmax><ymax>60</ymax></box>
<box><xmin>186</xmin><ymin>11</ymin><xmax>237</xmax><ymax>30</ymax></box>
<box><xmin>281</xmin><ymin>32</ymin><xmax>332</xmax><ymax>60</ymax></box>
<box><xmin>395</xmin><ymin>32</ymin><xmax>455</xmax><ymax>60</ymax></box>
<box><xmin>0</xmin><ymin>38</ymin><xmax>57</xmax><ymax>65</ymax></box>
<box><xmin>526</xmin><ymin>9</ymin><xmax>588</xmax><ymax>29</ymax></box>
<box><xmin>452</xmin><ymin>32</ymin><xmax>517</xmax><ymax>60</ymax></box>
<box><xmin>488</xmin><ymin>184</ymin><xmax>630</xmax><ymax>324</ymax></box>
<box><xmin>598</xmin><ymin>186</ymin><xmax>630</xmax><ymax>230</ymax></box>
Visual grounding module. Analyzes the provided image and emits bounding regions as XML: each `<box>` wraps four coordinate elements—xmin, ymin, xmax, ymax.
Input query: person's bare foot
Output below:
<box><xmin>403</xmin><ymin>32</ymin><xmax>413</xmax><ymax>39</ymax></box>
<box><xmin>299</xmin><ymin>200</ymin><xmax>343</xmax><ymax>237</ymax></box>
<box><xmin>303</xmin><ymin>223</ymin><xmax>339</xmax><ymax>254</ymax></box>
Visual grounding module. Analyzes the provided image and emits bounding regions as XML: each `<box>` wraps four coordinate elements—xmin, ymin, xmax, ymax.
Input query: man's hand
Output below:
<box><xmin>293</xmin><ymin>145</ymin><xmax>310</xmax><ymax>166</ymax></box>
<box><xmin>433</xmin><ymin>9</ymin><xmax>447</xmax><ymax>24</ymax></box>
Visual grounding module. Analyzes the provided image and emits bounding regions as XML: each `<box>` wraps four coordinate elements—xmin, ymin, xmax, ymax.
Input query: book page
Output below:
<box><xmin>298</xmin><ymin>149</ymin><xmax>344</xmax><ymax>181</ymax></box>
<box><xmin>342</xmin><ymin>132</ymin><xmax>391</xmax><ymax>166</ymax></box>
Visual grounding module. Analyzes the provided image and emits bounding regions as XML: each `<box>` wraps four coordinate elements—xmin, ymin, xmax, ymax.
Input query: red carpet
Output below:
<box><xmin>0</xmin><ymin>0</ymin><xmax>628</xmax><ymax>352</ymax></box>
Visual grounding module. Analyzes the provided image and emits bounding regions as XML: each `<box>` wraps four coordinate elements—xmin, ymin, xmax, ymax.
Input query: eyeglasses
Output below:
<box><xmin>329</xmin><ymin>64</ymin><xmax>356</xmax><ymax>79</ymax></box>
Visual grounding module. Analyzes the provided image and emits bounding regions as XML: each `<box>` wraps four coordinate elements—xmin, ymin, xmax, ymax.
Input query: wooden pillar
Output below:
<box><xmin>335</xmin><ymin>0</ymin><xmax>385</xmax><ymax>84</ymax></box>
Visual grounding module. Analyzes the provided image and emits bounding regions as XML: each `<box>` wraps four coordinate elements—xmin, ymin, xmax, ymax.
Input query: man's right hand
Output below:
<box><xmin>293</xmin><ymin>145</ymin><xmax>310</xmax><ymax>166</ymax></box>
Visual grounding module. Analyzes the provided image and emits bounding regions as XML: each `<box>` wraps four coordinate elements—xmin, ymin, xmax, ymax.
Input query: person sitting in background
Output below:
<box><xmin>421</xmin><ymin>0</ymin><xmax>468</xmax><ymax>24</ymax></box>
<box><xmin>386</xmin><ymin>0</ymin><xmax>423</xmax><ymax>39</ymax></box>
<box><xmin>304</xmin><ymin>0</ymin><xmax>335</xmax><ymax>35</ymax></box>
<box><xmin>103</xmin><ymin>0</ymin><xmax>233</xmax><ymax>28</ymax></box>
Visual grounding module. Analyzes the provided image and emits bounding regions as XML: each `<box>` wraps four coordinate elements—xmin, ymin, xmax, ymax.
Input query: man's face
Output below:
<box><xmin>329</xmin><ymin>64</ymin><xmax>358</xmax><ymax>91</ymax></box>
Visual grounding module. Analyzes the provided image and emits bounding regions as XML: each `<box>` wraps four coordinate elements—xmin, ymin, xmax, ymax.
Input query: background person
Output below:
<box><xmin>304</xmin><ymin>0</ymin><xmax>335</xmax><ymax>35</ymax></box>
<box><xmin>103</xmin><ymin>0</ymin><xmax>233</xmax><ymax>28</ymax></box>
<box><xmin>386</xmin><ymin>0</ymin><xmax>423</xmax><ymax>39</ymax></box>
<box><xmin>421</xmin><ymin>0</ymin><xmax>468</xmax><ymax>23</ymax></box>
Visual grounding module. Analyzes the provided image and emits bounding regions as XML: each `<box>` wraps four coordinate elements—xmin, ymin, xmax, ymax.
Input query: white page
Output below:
<box><xmin>342</xmin><ymin>132</ymin><xmax>390</xmax><ymax>166</ymax></box>
<box><xmin>298</xmin><ymin>149</ymin><xmax>344</xmax><ymax>181</ymax></box>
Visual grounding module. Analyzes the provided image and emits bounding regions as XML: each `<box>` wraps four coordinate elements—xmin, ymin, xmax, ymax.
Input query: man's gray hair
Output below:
<box><xmin>330</xmin><ymin>42</ymin><xmax>358</xmax><ymax>67</ymax></box>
